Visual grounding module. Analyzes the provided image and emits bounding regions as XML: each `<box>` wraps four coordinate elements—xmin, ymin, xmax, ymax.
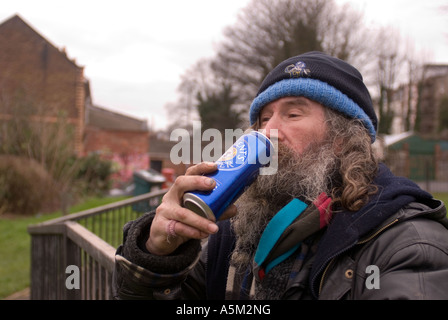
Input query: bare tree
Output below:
<box><xmin>212</xmin><ymin>0</ymin><xmax>371</xmax><ymax>104</ymax></box>
<box><xmin>320</xmin><ymin>2</ymin><xmax>371</xmax><ymax>68</ymax></box>
<box><xmin>212</xmin><ymin>0</ymin><xmax>327</xmax><ymax>104</ymax></box>
<box><xmin>403</xmin><ymin>43</ymin><xmax>424</xmax><ymax>133</ymax></box>
<box><xmin>166</xmin><ymin>0</ymin><xmax>374</xmax><ymax>131</ymax></box>
<box><xmin>165</xmin><ymin>58</ymin><xmax>214</xmax><ymax>132</ymax></box>
<box><xmin>169</xmin><ymin>0</ymin><xmax>415</xmax><ymax>134</ymax></box>
<box><xmin>0</xmin><ymin>93</ymin><xmax>81</xmax><ymax>214</ymax></box>
<box><xmin>167</xmin><ymin>57</ymin><xmax>245</xmax><ymax>131</ymax></box>
<box><xmin>370</xmin><ymin>27</ymin><xmax>407</xmax><ymax>135</ymax></box>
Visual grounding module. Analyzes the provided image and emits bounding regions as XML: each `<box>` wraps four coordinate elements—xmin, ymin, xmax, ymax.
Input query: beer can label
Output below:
<box><xmin>183</xmin><ymin>131</ymin><xmax>273</xmax><ymax>221</ymax></box>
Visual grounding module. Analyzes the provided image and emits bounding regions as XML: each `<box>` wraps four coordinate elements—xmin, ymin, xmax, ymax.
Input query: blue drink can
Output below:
<box><xmin>183</xmin><ymin>131</ymin><xmax>274</xmax><ymax>221</ymax></box>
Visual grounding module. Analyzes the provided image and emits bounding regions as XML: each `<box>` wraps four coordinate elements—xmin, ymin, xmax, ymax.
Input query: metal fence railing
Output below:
<box><xmin>385</xmin><ymin>151</ymin><xmax>448</xmax><ymax>193</ymax></box>
<box><xmin>27</xmin><ymin>189</ymin><xmax>167</xmax><ymax>300</ymax></box>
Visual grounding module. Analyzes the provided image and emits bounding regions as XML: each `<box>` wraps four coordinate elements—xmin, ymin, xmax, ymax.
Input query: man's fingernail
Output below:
<box><xmin>209</xmin><ymin>223</ymin><xmax>218</xmax><ymax>233</ymax></box>
<box><xmin>206</xmin><ymin>178</ymin><xmax>215</xmax><ymax>186</ymax></box>
<box><xmin>205</xmin><ymin>161</ymin><xmax>216</xmax><ymax>167</ymax></box>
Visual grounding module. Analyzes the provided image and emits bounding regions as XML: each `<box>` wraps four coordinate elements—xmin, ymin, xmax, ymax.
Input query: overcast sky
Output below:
<box><xmin>1</xmin><ymin>0</ymin><xmax>447</xmax><ymax>131</ymax></box>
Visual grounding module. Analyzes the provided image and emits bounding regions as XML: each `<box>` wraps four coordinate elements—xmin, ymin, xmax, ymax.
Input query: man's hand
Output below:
<box><xmin>146</xmin><ymin>162</ymin><xmax>237</xmax><ymax>256</ymax></box>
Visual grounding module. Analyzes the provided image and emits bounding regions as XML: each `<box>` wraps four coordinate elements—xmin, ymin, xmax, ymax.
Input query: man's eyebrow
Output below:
<box><xmin>259</xmin><ymin>97</ymin><xmax>310</xmax><ymax>118</ymax></box>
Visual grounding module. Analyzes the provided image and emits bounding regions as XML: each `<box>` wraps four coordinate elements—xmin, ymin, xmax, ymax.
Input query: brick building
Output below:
<box><xmin>389</xmin><ymin>64</ymin><xmax>448</xmax><ymax>138</ymax></box>
<box><xmin>418</xmin><ymin>65</ymin><xmax>448</xmax><ymax>138</ymax></box>
<box><xmin>149</xmin><ymin>133</ymin><xmax>188</xmax><ymax>177</ymax></box>
<box><xmin>84</xmin><ymin>103</ymin><xmax>150</xmax><ymax>185</ymax></box>
<box><xmin>0</xmin><ymin>14</ymin><xmax>150</xmax><ymax>185</ymax></box>
<box><xmin>0</xmin><ymin>14</ymin><xmax>85</xmax><ymax>154</ymax></box>
<box><xmin>382</xmin><ymin>65</ymin><xmax>448</xmax><ymax>191</ymax></box>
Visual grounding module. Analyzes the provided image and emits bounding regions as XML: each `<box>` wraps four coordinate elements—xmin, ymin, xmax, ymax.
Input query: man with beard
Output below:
<box><xmin>113</xmin><ymin>52</ymin><xmax>448</xmax><ymax>300</ymax></box>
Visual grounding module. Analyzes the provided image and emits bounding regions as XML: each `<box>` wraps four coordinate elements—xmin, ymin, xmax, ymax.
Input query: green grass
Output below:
<box><xmin>0</xmin><ymin>196</ymin><xmax>129</xmax><ymax>300</ymax></box>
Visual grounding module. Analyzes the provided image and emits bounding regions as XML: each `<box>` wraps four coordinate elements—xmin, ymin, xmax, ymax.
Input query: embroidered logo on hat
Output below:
<box><xmin>284</xmin><ymin>61</ymin><xmax>310</xmax><ymax>78</ymax></box>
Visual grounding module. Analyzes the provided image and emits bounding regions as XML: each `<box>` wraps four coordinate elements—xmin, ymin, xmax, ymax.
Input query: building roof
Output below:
<box><xmin>383</xmin><ymin>131</ymin><xmax>414</xmax><ymax>147</ymax></box>
<box><xmin>86</xmin><ymin>104</ymin><xmax>149</xmax><ymax>132</ymax></box>
<box><xmin>1</xmin><ymin>14</ymin><xmax>149</xmax><ymax>134</ymax></box>
<box><xmin>0</xmin><ymin>14</ymin><xmax>81</xmax><ymax>68</ymax></box>
<box><xmin>386</xmin><ymin>132</ymin><xmax>448</xmax><ymax>153</ymax></box>
<box><xmin>149</xmin><ymin>134</ymin><xmax>177</xmax><ymax>154</ymax></box>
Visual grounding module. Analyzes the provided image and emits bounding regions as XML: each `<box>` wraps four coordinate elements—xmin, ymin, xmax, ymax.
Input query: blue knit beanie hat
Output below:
<box><xmin>249</xmin><ymin>51</ymin><xmax>377</xmax><ymax>142</ymax></box>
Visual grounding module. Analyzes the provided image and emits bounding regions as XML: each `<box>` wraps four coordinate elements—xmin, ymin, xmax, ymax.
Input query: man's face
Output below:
<box><xmin>258</xmin><ymin>96</ymin><xmax>328</xmax><ymax>154</ymax></box>
<box><xmin>231</xmin><ymin>99</ymin><xmax>338</xmax><ymax>275</ymax></box>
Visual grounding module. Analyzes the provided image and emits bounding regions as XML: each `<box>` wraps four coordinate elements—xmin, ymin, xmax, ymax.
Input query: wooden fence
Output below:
<box><xmin>27</xmin><ymin>189</ymin><xmax>167</xmax><ymax>300</ymax></box>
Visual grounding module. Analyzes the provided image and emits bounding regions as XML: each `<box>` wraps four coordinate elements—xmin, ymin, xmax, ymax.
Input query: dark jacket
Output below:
<box><xmin>113</xmin><ymin>165</ymin><xmax>448</xmax><ymax>300</ymax></box>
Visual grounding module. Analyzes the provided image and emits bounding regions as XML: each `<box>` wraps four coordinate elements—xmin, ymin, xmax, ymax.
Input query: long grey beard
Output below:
<box><xmin>230</xmin><ymin>141</ymin><xmax>339</xmax><ymax>272</ymax></box>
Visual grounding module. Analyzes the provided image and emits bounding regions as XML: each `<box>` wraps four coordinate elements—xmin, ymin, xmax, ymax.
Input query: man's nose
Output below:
<box><xmin>262</xmin><ymin>116</ymin><xmax>283</xmax><ymax>142</ymax></box>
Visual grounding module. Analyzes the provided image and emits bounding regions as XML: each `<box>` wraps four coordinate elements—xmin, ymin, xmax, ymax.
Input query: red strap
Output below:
<box><xmin>313</xmin><ymin>192</ymin><xmax>333</xmax><ymax>228</ymax></box>
<box><xmin>258</xmin><ymin>268</ymin><xmax>266</xmax><ymax>281</ymax></box>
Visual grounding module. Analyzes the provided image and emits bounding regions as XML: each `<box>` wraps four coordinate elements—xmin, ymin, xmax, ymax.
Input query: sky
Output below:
<box><xmin>1</xmin><ymin>0</ymin><xmax>447</xmax><ymax>131</ymax></box>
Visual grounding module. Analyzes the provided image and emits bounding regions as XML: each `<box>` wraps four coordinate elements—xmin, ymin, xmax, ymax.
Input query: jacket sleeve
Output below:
<box><xmin>111</xmin><ymin>211</ymin><xmax>207</xmax><ymax>300</ymax></box>
<box><xmin>354</xmin><ymin>217</ymin><xmax>448</xmax><ymax>300</ymax></box>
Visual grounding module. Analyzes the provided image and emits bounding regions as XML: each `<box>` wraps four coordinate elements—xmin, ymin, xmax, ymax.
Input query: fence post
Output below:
<box><xmin>28</xmin><ymin>190</ymin><xmax>167</xmax><ymax>299</ymax></box>
<box><xmin>29</xmin><ymin>224</ymin><xmax>66</xmax><ymax>299</ymax></box>
<box><xmin>65</xmin><ymin>236</ymin><xmax>82</xmax><ymax>299</ymax></box>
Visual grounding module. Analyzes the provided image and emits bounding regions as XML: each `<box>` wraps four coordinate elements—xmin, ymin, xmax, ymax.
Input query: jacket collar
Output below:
<box><xmin>309</xmin><ymin>163</ymin><xmax>434</xmax><ymax>298</ymax></box>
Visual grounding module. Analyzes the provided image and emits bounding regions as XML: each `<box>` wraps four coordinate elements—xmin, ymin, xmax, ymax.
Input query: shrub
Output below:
<box><xmin>0</xmin><ymin>155</ymin><xmax>58</xmax><ymax>216</ymax></box>
<box><xmin>74</xmin><ymin>153</ymin><xmax>113</xmax><ymax>196</ymax></box>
